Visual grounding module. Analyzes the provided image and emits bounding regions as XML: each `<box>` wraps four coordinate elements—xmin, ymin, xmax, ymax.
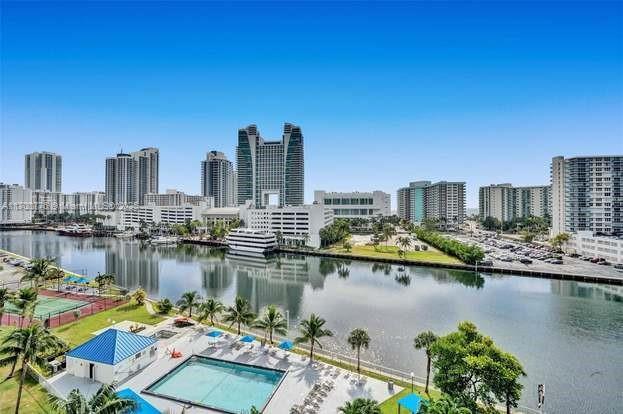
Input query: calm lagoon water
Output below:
<box><xmin>1</xmin><ymin>231</ymin><xmax>622</xmax><ymax>413</ymax></box>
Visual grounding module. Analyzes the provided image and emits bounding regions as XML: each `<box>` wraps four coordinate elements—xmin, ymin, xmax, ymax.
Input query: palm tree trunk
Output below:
<box><xmin>425</xmin><ymin>356</ymin><xmax>431</xmax><ymax>394</ymax></box>
<box><xmin>357</xmin><ymin>347</ymin><xmax>361</xmax><ymax>373</ymax></box>
<box><xmin>7</xmin><ymin>358</ymin><xmax>18</xmax><ymax>379</ymax></box>
<box><xmin>269</xmin><ymin>330</ymin><xmax>273</xmax><ymax>345</ymax></box>
<box><xmin>210</xmin><ymin>315</ymin><xmax>214</xmax><ymax>326</ymax></box>
<box><xmin>237</xmin><ymin>322</ymin><xmax>241</xmax><ymax>335</ymax></box>
<box><xmin>14</xmin><ymin>359</ymin><xmax>28</xmax><ymax>414</ymax></box>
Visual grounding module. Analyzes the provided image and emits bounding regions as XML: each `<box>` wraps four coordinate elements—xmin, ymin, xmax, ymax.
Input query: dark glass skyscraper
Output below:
<box><xmin>236</xmin><ymin>123</ymin><xmax>304</xmax><ymax>207</ymax></box>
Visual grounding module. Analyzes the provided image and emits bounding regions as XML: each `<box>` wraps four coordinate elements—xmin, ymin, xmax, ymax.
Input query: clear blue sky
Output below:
<box><xmin>1</xmin><ymin>1</ymin><xmax>622</xmax><ymax>208</ymax></box>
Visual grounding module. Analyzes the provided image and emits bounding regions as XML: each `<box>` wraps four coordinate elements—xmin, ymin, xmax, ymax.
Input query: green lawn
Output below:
<box><xmin>52</xmin><ymin>301</ymin><xmax>164</xmax><ymax>347</ymax></box>
<box><xmin>328</xmin><ymin>245</ymin><xmax>461</xmax><ymax>264</ymax></box>
<box><xmin>0</xmin><ymin>331</ymin><xmax>55</xmax><ymax>414</ymax></box>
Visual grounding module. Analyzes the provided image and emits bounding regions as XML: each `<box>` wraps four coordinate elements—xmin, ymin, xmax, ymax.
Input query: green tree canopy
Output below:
<box><xmin>429</xmin><ymin>321</ymin><xmax>525</xmax><ymax>412</ymax></box>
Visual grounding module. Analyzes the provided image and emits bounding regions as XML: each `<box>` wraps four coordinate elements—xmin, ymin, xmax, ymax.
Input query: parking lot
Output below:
<box><xmin>449</xmin><ymin>233</ymin><xmax>623</xmax><ymax>280</ymax></box>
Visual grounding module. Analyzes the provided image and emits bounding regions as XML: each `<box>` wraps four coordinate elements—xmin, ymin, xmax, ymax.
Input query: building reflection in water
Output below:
<box><xmin>105</xmin><ymin>239</ymin><xmax>159</xmax><ymax>296</ymax></box>
<box><xmin>551</xmin><ymin>280</ymin><xmax>623</xmax><ymax>302</ymax></box>
<box><xmin>226</xmin><ymin>253</ymin><xmax>326</xmax><ymax>321</ymax></box>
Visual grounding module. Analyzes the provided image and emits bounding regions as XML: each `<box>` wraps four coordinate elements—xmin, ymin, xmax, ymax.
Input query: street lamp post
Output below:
<box><xmin>410</xmin><ymin>372</ymin><xmax>414</xmax><ymax>393</ymax></box>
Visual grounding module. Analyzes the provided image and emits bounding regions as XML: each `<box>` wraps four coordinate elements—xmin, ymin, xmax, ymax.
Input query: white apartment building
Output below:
<box><xmin>0</xmin><ymin>183</ymin><xmax>33</xmax><ymax>224</ymax></box>
<box><xmin>479</xmin><ymin>184</ymin><xmax>551</xmax><ymax>222</ymax></box>
<box><xmin>105</xmin><ymin>148</ymin><xmax>159</xmax><ymax>205</ymax></box>
<box><xmin>313</xmin><ymin>190</ymin><xmax>390</xmax><ymax>219</ymax></box>
<box><xmin>239</xmin><ymin>201</ymin><xmax>333</xmax><ymax>248</ymax></box>
<box><xmin>566</xmin><ymin>231</ymin><xmax>623</xmax><ymax>264</ymax></box>
<box><xmin>397</xmin><ymin>181</ymin><xmax>465</xmax><ymax>229</ymax></box>
<box><xmin>424</xmin><ymin>181</ymin><xmax>466</xmax><ymax>230</ymax></box>
<box><xmin>479</xmin><ymin>184</ymin><xmax>515</xmax><ymax>223</ymax></box>
<box><xmin>201</xmin><ymin>151</ymin><xmax>236</xmax><ymax>208</ymax></box>
<box><xmin>24</xmin><ymin>151</ymin><xmax>62</xmax><ymax>192</ymax></box>
<box><xmin>102</xmin><ymin>204</ymin><xmax>209</xmax><ymax>230</ymax></box>
<box><xmin>32</xmin><ymin>191</ymin><xmax>105</xmax><ymax>216</ymax></box>
<box><xmin>144</xmin><ymin>189</ymin><xmax>211</xmax><ymax>207</ymax></box>
<box><xmin>551</xmin><ymin>155</ymin><xmax>622</xmax><ymax>236</ymax></box>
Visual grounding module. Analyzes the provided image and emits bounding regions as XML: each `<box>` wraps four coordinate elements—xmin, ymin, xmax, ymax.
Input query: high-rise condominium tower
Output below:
<box><xmin>105</xmin><ymin>152</ymin><xmax>138</xmax><ymax>204</ymax></box>
<box><xmin>551</xmin><ymin>155</ymin><xmax>622</xmax><ymax>236</ymax></box>
<box><xmin>131</xmin><ymin>147</ymin><xmax>159</xmax><ymax>203</ymax></box>
<box><xmin>201</xmin><ymin>151</ymin><xmax>235</xmax><ymax>208</ymax></box>
<box><xmin>105</xmin><ymin>148</ymin><xmax>159</xmax><ymax>205</ymax></box>
<box><xmin>236</xmin><ymin>123</ymin><xmax>304</xmax><ymax>207</ymax></box>
<box><xmin>479</xmin><ymin>184</ymin><xmax>551</xmax><ymax>223</ymax></box>
<box><xmin>24</xmin><ymin>151</ymin><xmax>62</xmax><ymax>192</ymax></box>
<box><xmin>397</xmin><ymin>181</ymin><xmax>465</xmax><ymax>229</ymax></box>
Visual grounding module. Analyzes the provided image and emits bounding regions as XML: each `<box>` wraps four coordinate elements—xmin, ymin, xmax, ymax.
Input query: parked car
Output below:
<box><xmin>614</xmin><ymin>264</ymin><xmax>623</xmax><ymax>270</ymax></box>
<box><xmin>519</xmin><ymin>258</ymin><xmax>533</xmax><ymax>264</ymax></box>
<box><xmin>477</xmin><ymin>260</ymin><xmax>493</xmax><ymax>267</ymax></box>
<box><xmin>550</xmin><ymin>259</ymin><xmax>563</xmax><ymax>264</ymax></box>
<box><xmin>597</xmin><ymin>261</ymin><xmax>611</xmax><ymax>266</ymax></box>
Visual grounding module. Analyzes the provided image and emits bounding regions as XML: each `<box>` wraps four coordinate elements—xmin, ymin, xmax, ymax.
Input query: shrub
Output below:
<box><xmin>414</xmin><ymin>228</ymin><xmax>483</xmax><ymax>264</ymax></box>
<box><xmin>156</xmin><ymin>298</ymin><xmax>173</xmax><ymax>314</ymax></box>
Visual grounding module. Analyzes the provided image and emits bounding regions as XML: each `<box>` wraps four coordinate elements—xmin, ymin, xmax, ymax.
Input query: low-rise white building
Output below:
<box><xmin>202</xmin><ymin>207</ymin><xmax>241</xmax><ymax>227</ymax></box>
<box><xmin>101</xmin><ymin>204</ymin><xmax>209</xmax><ymax>230</ymax></box>
<box><xmin>565</xmin><ymin>231</ymin><xmax>623</xmax><ymax>264</ymax></box>
<box><xmin>0</xmin><ymin>183</ymin><xmax>33</xmax><ymax>224</ymax></box>
<box><xmin>314</xmin><ymin>190</ymin><xmax>391</xmax><ymax>219</ymax></box>
<box><xmin>239</xmin><ymin>201</ymin><xmax>333</xmax><ymax>248</ymax></box>
<box><xmin>226</xmin><ymin>228</ymin><xmax>277</xmax><ymax>255</ymax></box>
<box><xmin>65</xmin><ymin>329</ymin><xmax>158</xmax><ymax>384</ymax></box>
<box><xmin>144</xmin><ymin>189</ymin><xmax>211</xmax><ymax>207</ymax></box>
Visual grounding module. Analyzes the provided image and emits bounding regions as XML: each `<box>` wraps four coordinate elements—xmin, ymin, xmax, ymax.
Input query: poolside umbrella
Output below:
<box><xmin>206</xmin><ymin>330</ymin><xmax>223</xmax><ymax>347</ymax></box>
<box><xmin>278</xmin><ymin>340</ymin><xmax>293</xmax><ymax>350</ymax></box>
<box><xmin>240</xmin><ymin>335</ymin><xmax>255</xmax><ymax>343</ymax></box>
<box><xmin>75</xmin><ymin>276</ymin><xmax>89</xmax><ymax>284</ymax></box>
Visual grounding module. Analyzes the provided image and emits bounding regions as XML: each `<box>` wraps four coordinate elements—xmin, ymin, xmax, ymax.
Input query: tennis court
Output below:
<box><xmin>4</xmin><ymin>295</ymin><xmax>88</xmax><ymax>318</ymax></box>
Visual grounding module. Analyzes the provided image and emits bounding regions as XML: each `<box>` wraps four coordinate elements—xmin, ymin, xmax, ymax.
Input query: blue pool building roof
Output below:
<box><xmin>66</xmin><ymin>329</ymin><xmax>157</xmax><ymax>365</ymax></box>
<box><xmin>397</xmin><ymin>393</ymin><xmax>422</xmax><ymax>413</ymax></box>
<box><xmin>116</xmin><ymin>388</ymin><xmax>160</xmax><ymax>414</ymax></box>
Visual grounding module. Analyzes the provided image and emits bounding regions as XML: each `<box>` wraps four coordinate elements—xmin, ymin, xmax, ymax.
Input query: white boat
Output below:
<box><xmin>226</xmin><ymin>228</ymin><xmax>277</xmax><ymax>256</ymax></box>
<box><xmin>150</xmin><ymin>236</ymin><xmax>179</xmax><ymax>245</ymax></box>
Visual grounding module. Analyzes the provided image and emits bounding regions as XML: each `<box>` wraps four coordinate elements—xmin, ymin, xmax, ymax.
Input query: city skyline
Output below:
<box><xmin>1</xmin><ymin>1</ymin><xmax>622</xmax><ymax>208</ymax></box>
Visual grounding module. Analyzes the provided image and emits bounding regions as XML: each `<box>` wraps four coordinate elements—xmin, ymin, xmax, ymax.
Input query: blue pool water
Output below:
<box><xmin>145</xmin><ymin>356</ymin><xmax>285</xmax><ymax>413</ymax></box>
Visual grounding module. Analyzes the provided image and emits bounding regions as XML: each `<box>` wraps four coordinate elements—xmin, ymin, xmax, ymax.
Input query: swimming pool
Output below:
<box><xmin>144</xmin><ymin>355</ymin><xmax>286</xmax><ymax>413</ymax></box>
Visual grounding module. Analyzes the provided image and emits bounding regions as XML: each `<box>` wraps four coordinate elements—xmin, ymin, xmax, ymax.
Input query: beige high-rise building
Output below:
<box><xmin>24</xmin><ymin>151</ymin><xmax>62</xmax><ymax>192</ymax></box>
<box><xmin>551</xmin><ymin>155</ymin><xmax>622</xmax><ymax>236</ymax></box>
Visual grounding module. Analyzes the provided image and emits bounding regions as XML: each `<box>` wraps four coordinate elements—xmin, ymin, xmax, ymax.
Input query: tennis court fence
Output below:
<box><xmin>0</xmin><ymin>289</ymin><xmax>127</xmax><ymax>328</ymax></box>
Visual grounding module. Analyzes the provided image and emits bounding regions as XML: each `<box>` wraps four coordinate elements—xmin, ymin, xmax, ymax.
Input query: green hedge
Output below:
<box><xmin>414</xmin><ymin>228</ymin><xmax>484</xmax><ymax>264</ymax></box>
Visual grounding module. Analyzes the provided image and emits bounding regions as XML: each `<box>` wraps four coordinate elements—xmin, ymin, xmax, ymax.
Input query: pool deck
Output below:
<box><xmin>49</xmin><ymin>318</ymin><xmax>401</xmax><ymax>413</ymax></box>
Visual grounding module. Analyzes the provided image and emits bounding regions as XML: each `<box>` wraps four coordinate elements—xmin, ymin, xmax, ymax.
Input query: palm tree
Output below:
<box><xmin>0</xmin><ymin>287</ymin><xmax>8</xmax><ymax>323</ymax></box>
<box><xmin>177</xmin><ymin>291</ymin><xmax>201</xmax><ymax>318</ymax></box>
<box><xmin>0</xmin><ymin>323</ymin><xmax>65</xmax><ymax>414</ymax></box>
<box><xmin>254</xmin><ymin>305</ymin><xmax>288</xmax><ymax>345</ymax></box>
<box><xmin>347</xmin><ymin>328</ymin><xmax>370</xmax><ymax>374</ymax></box>
<box><xmin>414</xmin><ymin>330</ymin><xmax>438</xmax><ymax>394</ymax></box>
<box><xmin>421</xmin><ymin>396</ymin><xmax>471</xmax><ymax>414</ymax></box>
<box><xmin>382</xmin><ymin>224</ymin><xmax>396</xmax><ymax>247</ymax></box>
<box><xmin>222</xmin><ymin>296</ymin><xmax>256</xmax><ymax>335</ymax></box>
<box><xmin>295</xmin><ymin>314</ymin><xmax>333</xmax><ymax>361</ymax></box>
<box><xmin>50</xmin><ymin>382</ymin><xmax>136</xmax><ymax>414</ymax></box>
<box><xmin>198</xmin><ymin>298</ymin><xmax>224</xmax><ymax>326</ymax></box>
<box><xmin>46</xmin><ymin>267</ymin><xmax>65</xmax><ymax>292</ymax></box>
<box><xmin>396</xmin><ymin>236</ymin><xmax>412</xmax><ymax>253</ymax></box>
<box><xmin>338</xmin><ymin>398</ymin><xmax>381</xmax><ymax>414</ymax></box>
<box><xmin>21</xmin><ymin>257</ymin><xmax>54</xmax><ymax>293</ymax></box>
<box><xmin>11</xmin><ymin>287</ymin><xmax>38</xmax><ymax>327</ymax></box>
